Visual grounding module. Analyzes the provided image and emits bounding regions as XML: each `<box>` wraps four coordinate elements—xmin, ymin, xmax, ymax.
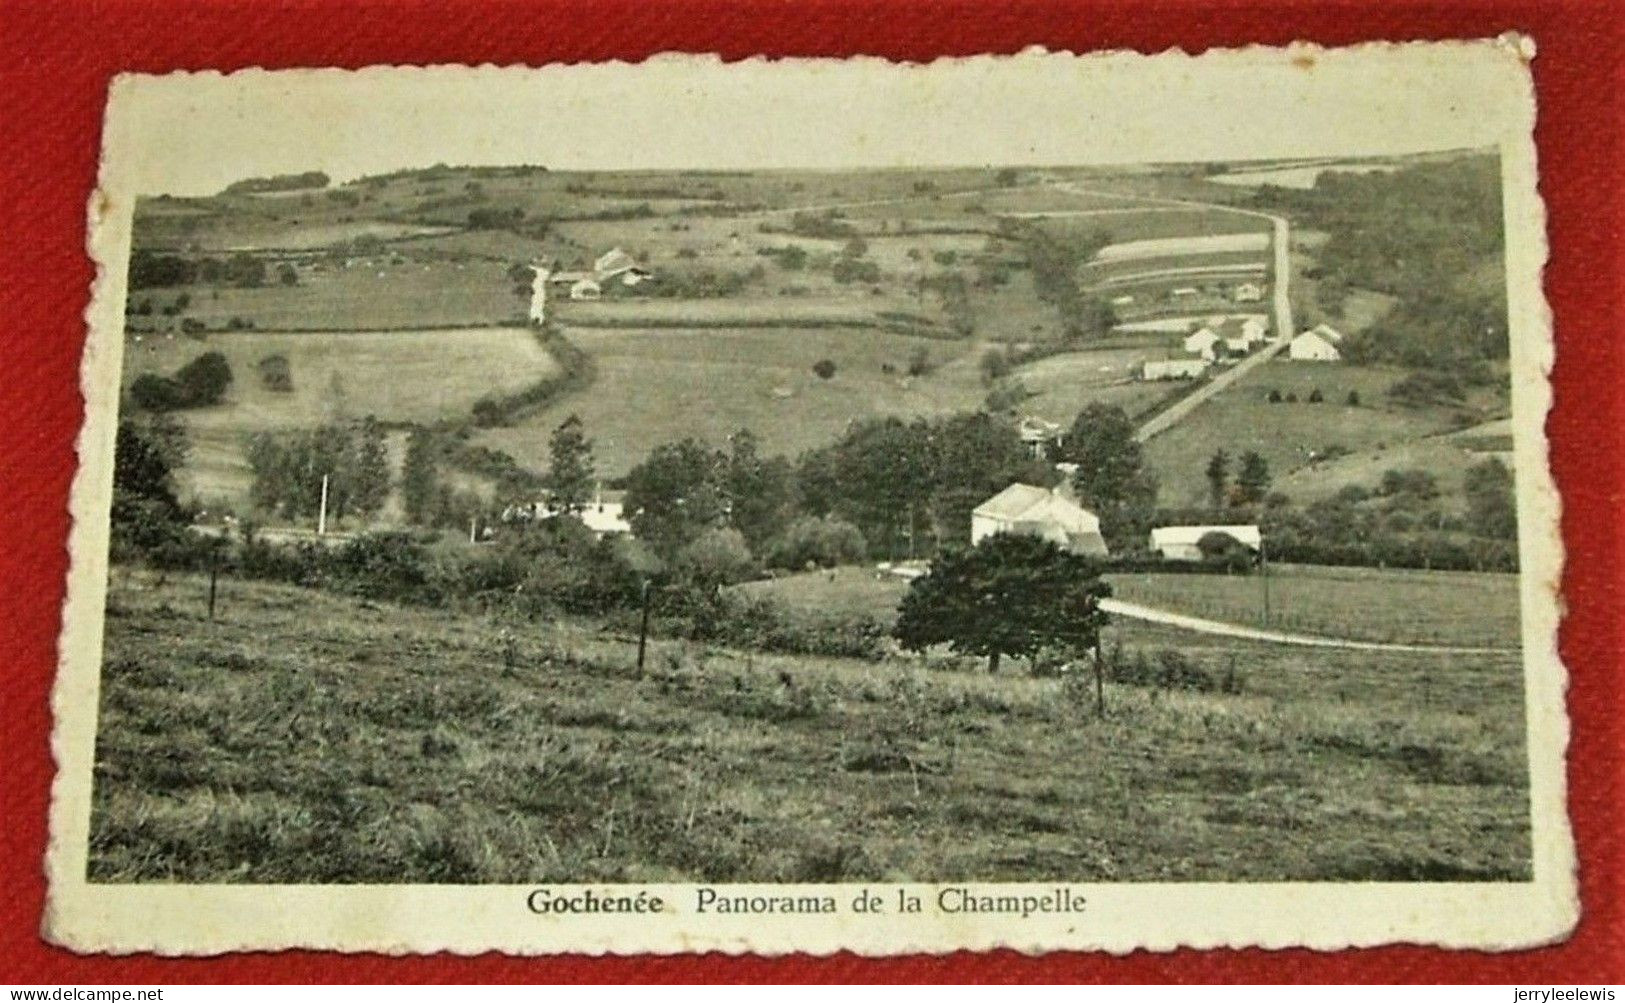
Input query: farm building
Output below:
<box><xmin>570</xmin><ymin>278</ymin><xmax>603</xmax><ymax>301</ymax></box>
<box><xmin>1141</xmin><ymin>358</ymin><xmax>1210</xmax><ymax>381</ymax></box>
<box><xmin>1240</xmin><ymin>316</ymin><xmax>1269</xmax><ymax>343</ymax></box>
<box><xmin>971</xmin><ymin>483</ymin><xmax>1109</xmax><ymax>558</ymax></box>
<box><xmin>1184</xmin><ymin>327</ymin><xmax>1221</xmax><ymax>359</ymax></box>
<box><xmin>1233</xmin><ymin>282</ymin><xmax>1265</xmax><ymax>303</ymax></box>
<box><xmin>513</xmin><ymin>488</ymin><xmax>633</xmax><ymax>538</ymax></box>
<box><xmin>1017</xmin><ymin>415</ymin><xmax>1066</xmax><ymax>458</ymax></box>
<box><xmin>594</xmin><ymin>246</ymin><xmax>654</xmax><ymax>286</ymax></box>
<box><xmin>1171</xmin><ymin>287</ymin><xmax>1199</xmax><ymax>298</ymax></box>
<box><xmin>1110</xmin><ymin>294</ymin><xmax>1136</xmax><ymax>308</ymax></box>
<box><xmin>1289</xmin><ymin>323</ymin><xmax>1345</xmax><ymax>361</ymax></box>
<box><xmin>1149</xmin><ymin>524</ymin><xmax>1262</xmax><ymax>561</ymax></box>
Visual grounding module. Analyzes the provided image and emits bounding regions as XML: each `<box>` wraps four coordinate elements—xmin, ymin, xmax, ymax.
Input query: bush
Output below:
<box><xmin>1308</xmin><ymin>387</ymin><xmax>1324</xmax><ymax>403</ymax></box>
<box><xmin>1346</xmin><ymin>389</ymin><xmax>1362</xmax><ymax>407</ymax></box>
<box><xmin>1266</xmin><ymin>388</ymin><xmax>1283</xmax><ymax>403</ymax></box>
<box><xmin>766</xmin><ymin>516</ymin><xmax>868</xmax><ymax>570</ymax></box>
<box><xmin>257</xmin><ymin>354</ymin><xmax>293</xmax><ymax>393</ymax></box>
<box><xmin>129</xmin><ymin>373</ymin><xmax>187</xmax><ymax>412</ymax></box>
<box><xmin>812</xmin><ymin>359</ymin><xmax>837</xmax><ymax>380</ymax></box>
<box><xmin>679</xmin><ymin>527</ymin><xmax>757</xmax><ymax>588</ymax></box>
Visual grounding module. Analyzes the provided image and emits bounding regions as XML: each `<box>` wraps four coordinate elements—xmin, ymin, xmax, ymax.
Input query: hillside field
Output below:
<box><xmin>741</xmin><ymin>564</ymin><xmax>1522</xmax><ymax>650</ymax></box>
<box><xmin>125</xmin><ymin>327</ymin><xmax>555</xmax><ymax>502</ymax></box>
<box><xmin>90</xmin><ymin>569</ymin><xmax>1531</xmax><ymax>883</ymax></box>
<box><xmin>1141</xmin><ymin>360</ymin><xmax>1487</xmax><ymax>506</ymax></box>
<box><xmin>473</xmin><ymin>325</ymin><xmax>993</xmax><ymax>477</ymax></box>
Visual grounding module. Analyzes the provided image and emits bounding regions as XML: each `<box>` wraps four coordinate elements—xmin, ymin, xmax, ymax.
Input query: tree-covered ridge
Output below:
<box><xmin>1257</xmin><ymin>155</ymin><xmax>1508</xmax><ymax>365</ymax></box>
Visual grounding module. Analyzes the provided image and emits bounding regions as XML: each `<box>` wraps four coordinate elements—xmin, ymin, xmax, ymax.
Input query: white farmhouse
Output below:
<box><xmin>1289</xmin><ymin>323</ymin><xmax>1345</xmax><ymax>361</ymax></box>
<box><xmin>1233</xmin><ymin>281</ymin><xmax>1265</xmax><ymax>303</ymax></box>
<box><xmin>972</xmin><ymin>483</ymin><xmax>1109</xmax><ymax>558</ymax></box>
<box><xmin>1149</xmin><ymin>524</ymin><xmax>1262</xmax><ymax>561</ymax></box>
<box><xmin>1184</xmin><ymin>326</ymin><xmax>1221</xmax><ymax>359</ymax></box>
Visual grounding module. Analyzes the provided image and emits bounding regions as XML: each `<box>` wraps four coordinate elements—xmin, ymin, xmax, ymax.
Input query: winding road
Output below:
<box><xmin>1100</xmin><ymin>597</ymin><xmax>1517</xmax><ymax>655</ymax></box>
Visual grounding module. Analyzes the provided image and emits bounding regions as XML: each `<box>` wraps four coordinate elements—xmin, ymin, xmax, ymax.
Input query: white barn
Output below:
<box><xmin>1184</xmin><ymin>327</ymin><xmax>1221</xmax><ymax>359</ymax></box>
<box><xmin>1289</xmin><ymin>323</ymin><xmax>1345</xmax><ymax>361</ymax></box>
<box><xmin>1149</xmin><ymin>524</ymin><xmax>1262</xmax><ymax>561</ymax></box>
<box><xmin>972</xmin><ymin>483</ymin><xmax>1109</xmax><ymax>557</ymax></box>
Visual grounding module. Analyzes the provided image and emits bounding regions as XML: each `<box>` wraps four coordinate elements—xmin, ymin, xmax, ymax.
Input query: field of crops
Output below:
<box><xmin>125</xmin><ymin>326</ymin><xmax>555</xmax><ymax>503</ymax></box>
<box><xmin>1106</xmin><ymin>565</ymin><xmax>1522</xmax><ymax>648</ymax></box>
<box><xmin>132</xmin><ymin>261</ymin><xmax>522</xmax><ymax>332</ymax></box>
<box><xmin>89</xmin><ymin>569</ymin><xmax>1531</xmax><ymax>883</ymax></box>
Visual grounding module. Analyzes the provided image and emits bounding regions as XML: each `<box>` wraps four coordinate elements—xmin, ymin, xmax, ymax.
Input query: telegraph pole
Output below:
<box><xmin>317</xmin><ymin>473</ymin><xmax>330</xmax><ymax>536</ymax></box>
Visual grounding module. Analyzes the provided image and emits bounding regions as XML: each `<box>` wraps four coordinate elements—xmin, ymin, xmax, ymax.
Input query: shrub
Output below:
<box><xmin>766</xmin><ymin>516</ymin><xmax>868</xmax><ymax>570</ymax></box>
<box><xmin>1266</xmin><ymin>388</ymin><xmax>1283</xmax><ymax>403</ymax></box>
<box><xmin>812</xmin><ymin>359</ymin><xmax>837</xmax><ymax>380</ymax></box>
<box><xmin>1346</xmin><ymin>389</ymin><xmax>1362</xmax><ymax>407</ymax></box>
<box><xmin>257</xmin><ymin>354</ymin><xmax>293</xmax><ymax>393</ymax></box>
<box><xmin>129</xmin><ymin>373</ymin><xmax>187</xmax><ymax>412</ymax></box>
<box><xmin>679</xmin><ymin>527</ymin><xmax>757</xmax><ymax>588</ymax></box>
<box><xmin>1308</xmin><ymin>387</ymin><xmax>1324</xmax><ymax>403</ymax></box>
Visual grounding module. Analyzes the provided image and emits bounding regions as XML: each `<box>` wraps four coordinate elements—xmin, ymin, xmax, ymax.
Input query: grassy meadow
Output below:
<box><xmin>1142</xmin><ymin>360</ymin><xmax>1489</xmax><ymax>506</ymax></box>
<box><xmin>742</xmin><ymin>564</ymin><xmax>1522</xmax><ymax>650</ymax></box>
<box><xmin>472</xmin><ymin>325</ymin><xmax>991</xmax><ymax>477</ymax></box>
<box><xmin>90</xmin><ymin>569</ymin><xmax>1531</xmax><ymax>883</ymax></box>
<box><xmin>124</xmin><ymin>327</ymin><xmax>555</xmax><ymax>501</ymax></box>
<box><xmin>1107</xmin><ymin>565</ymin><xmax>1522</xmax><ymax>648</ymax></box>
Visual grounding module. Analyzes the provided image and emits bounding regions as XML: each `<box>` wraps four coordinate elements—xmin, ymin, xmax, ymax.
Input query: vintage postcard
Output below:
<box><xmin>47</xmin><ymin>39</ymin><xmax>1575</xmax><ymax>955</ymax></box>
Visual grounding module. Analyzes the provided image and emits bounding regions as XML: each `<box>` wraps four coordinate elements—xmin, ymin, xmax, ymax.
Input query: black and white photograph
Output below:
<box><xmin>48</xmin><ymin>44</ymin><xmax>1572</xmax><ymax>955</ymax></box>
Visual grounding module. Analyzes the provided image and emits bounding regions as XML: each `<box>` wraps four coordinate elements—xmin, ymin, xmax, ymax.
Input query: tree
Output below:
<box><xmin>347</xmin><ymin>416</ymin><xmax>391</xmax><ymax>518</ymax></box>
<box><xmin>111</xmin><ymin>419</ymin><xmax>189</xmax><ymax>551</ymax></box>
<box><xmin>277</xmin><ymin>262</ymin><xmax>299</xmax><ymax>286</ymax></box>
<box><xmin>766</xmin><ymin>515</ymin><xmax>868</xmax><ymax>570</ymax></box>
<box><xmin>1346</xmin><ymin>389</ymin><xmax>1362</xmax><ymax>407</ymax></box>
<box><xmin>174</xmin><ymin>351</ymin><xmax>233</xmax><ymax>407</ymax></box>
<box><xmin>1464</xmin><ymin>457</ymin><xmax>1517</xmax><ymax>540</ymax></box>
<box><xmin>1205</xmin><ymin>449</ymin><xmax>1230</xmax><ymax>510</ymax></box>
<box><xmin>894</xmin><ymin>534</ymin><xmax>1111</xmax><ymax>673</ymax></box>
<box><xmin>1061</xmin><ymin>403</ymin><xmax>1158</xmax><ymax>541</ymax></box>
<box><xmin>812</xmin><ymin>359</ymin><xmax>837</xmax><ymax>380</ymax></box>
<box><xmin>1236</xmin><ymin>451</ymin><xmax>1271</xmax><ymax>505</ymax></box>
<box><xmin>400</xmin><ymin>428</ymin><xmax>440</xmax><ymax>525</ymax></box>
<box><xmin>545</xmin><ymin>414</ymin><xmax>595</xmax><ymax>516</ymax></box>
<box><xmin>623</xmin><ymin>438</ymin><xmax>729</xmax><ymax>558</ymax></box>
<box><xmin>723</xmin><ymin>428</ymin><xmax>793</xmax><ymax>549</ymax></box>
<box><xmin>129</xmin><ymin>373</ymin><xmax>187</xmax><ymax>412</ymax></box>
<box><xmin>678</xmin><ymin>526</ymin><xmax>756</xmax><ymax>589</ymax></box>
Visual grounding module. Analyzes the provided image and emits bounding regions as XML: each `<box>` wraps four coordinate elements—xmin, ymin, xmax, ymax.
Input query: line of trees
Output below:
<box><xmin>245</xmin><ymin>417</ymin><xmax>390</xmax><ymax>523</ymax></box>
<box><xmin>129</xmin><ymin>250</ymin><xmax>269</xmax><ymax>290</ymax></box>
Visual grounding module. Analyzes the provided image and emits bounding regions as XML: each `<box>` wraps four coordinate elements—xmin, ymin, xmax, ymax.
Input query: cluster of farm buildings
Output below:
<box><xmin>1135</xmin><ymin>316</ymin><xmax>1348</xmax><ymax>383</ymax></box>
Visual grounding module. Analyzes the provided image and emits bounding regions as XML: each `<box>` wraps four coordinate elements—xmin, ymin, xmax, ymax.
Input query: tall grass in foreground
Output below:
<box><xmin>89</xmin><ymin>568</ymin><xmax>1532</xmax><ymax>884</ymax></box>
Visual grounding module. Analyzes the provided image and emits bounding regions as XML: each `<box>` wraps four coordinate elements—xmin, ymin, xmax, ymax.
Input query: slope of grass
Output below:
<box><xmin>125</xmin><ymin>327</ymin><xmax>555</xmax><ymax>503</ymax></box>
<box><xmin>1142</xmin><ymin>360</ymin><xmax>1465</xmax><ymax>506</ymax></box>
<box><xmin>472</xmin><ymin>325</ymin><xmax>988</xmax><ymax>477</ymax></box>
<box><xmin>90</xmin><ymin>569</ymin><xmax>1531</xmax><ymax>883</ymax></box>
<box><xmin>1106</xmin><ymin>565</ymin><xmax>1521</xmax><ymax>648</ymax></box>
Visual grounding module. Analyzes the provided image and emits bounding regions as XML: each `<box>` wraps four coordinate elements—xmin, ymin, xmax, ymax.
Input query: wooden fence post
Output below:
<box><xmin>636</xmin><ymin>580</ymin><xmax>652</xmax><ymax>673</ymax></box>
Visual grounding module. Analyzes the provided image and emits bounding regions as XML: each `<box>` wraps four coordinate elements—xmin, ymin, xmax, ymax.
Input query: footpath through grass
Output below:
<box><xmin>90</xmin><ymin>568</ymin><xmax>1531</xmax><ymax>884</ymax></box>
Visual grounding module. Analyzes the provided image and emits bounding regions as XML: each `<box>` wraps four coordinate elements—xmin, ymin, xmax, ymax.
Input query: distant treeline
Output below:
<box><xmin>1253</xmin><ymin>156</ymin><xmax>1507</xmax><ymax>366</ymax></box>
<box><xmin>221</xmin><ymin>171</ymin><xmax>331</xmax><ymax>195</ymax></box>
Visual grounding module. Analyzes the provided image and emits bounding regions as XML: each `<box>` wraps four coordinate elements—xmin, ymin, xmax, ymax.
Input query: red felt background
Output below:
<box><xmin>1</xmin><ymin>0</ymin><xmax>1620</xmax><ymax>983</ymax></box>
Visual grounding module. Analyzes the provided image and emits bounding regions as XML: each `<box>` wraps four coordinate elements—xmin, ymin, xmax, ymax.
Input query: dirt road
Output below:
<box><xmin>1100</xmin><ymin>597</ymin><xmax>1518</xmax><ymax>655</ymax></box>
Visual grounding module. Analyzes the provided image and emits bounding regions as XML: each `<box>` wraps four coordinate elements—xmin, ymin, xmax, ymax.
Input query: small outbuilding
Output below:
<box><xmin>1149</xmin><ymin>524</ymin><xmax>1262</xmax><ymax>561</ymax></box>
